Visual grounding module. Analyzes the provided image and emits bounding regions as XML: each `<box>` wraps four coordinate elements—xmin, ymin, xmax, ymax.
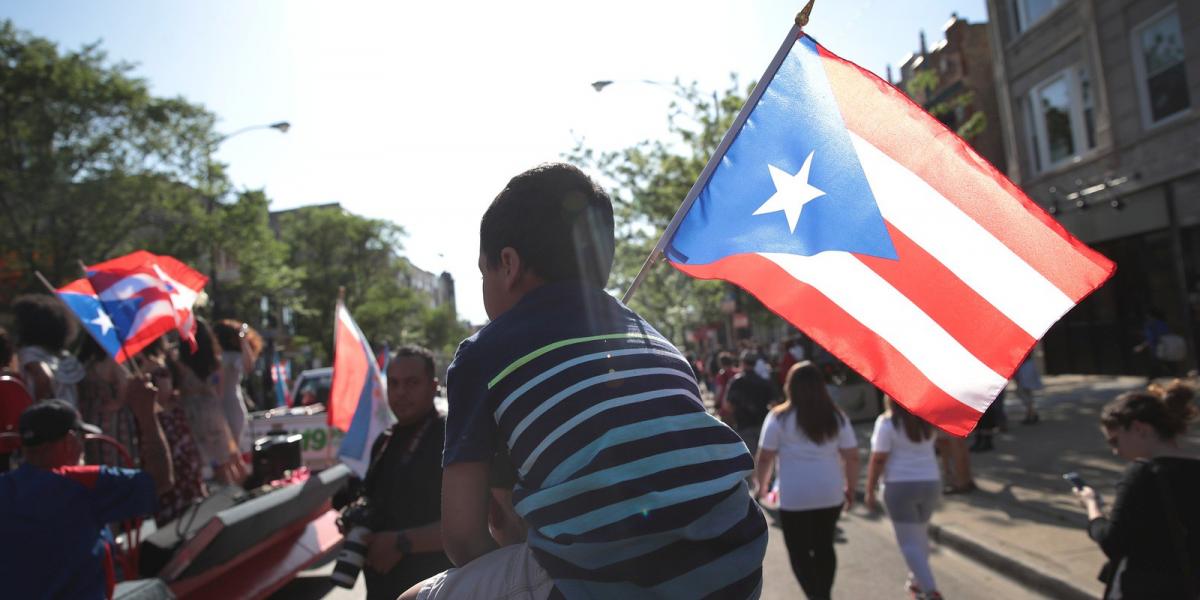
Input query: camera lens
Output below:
<box><xmin>330</xmin><ymin>526</ymin><xmax>371</xmax><ymax>588</ymax></box>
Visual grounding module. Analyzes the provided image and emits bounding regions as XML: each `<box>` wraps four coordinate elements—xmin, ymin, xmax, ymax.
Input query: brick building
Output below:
<box><xmin>895</xmin><ymin>14</ymin><xmax>1008</xmax><ymax>174</ymax></box>
<box><xmin>985</xmin><ymin>0</ymin><xmax>1199</xmax><ymax>374</ymax></box>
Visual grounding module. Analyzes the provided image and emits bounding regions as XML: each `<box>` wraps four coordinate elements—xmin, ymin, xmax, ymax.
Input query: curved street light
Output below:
<box><xmin>206</xmin><ymin>120</ymin><xmax>291</xmax><ymax>315</ymax></box>
<box><xmin>214</xmin><ymin>120</ymin><xmax>291</xmax><ymax>146</ymax></box>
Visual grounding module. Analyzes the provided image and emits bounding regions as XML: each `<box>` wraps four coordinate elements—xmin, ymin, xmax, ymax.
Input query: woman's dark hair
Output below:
<box><xmin>773</xmin><ymin>361</ymin><xmax>843</xmax><ymax>444</ymax></box>
<box><xmin>885</xmin><ymin>396</ymin><xmax>934</xmax><ymax>442</ymax></box>
<box><xmin>480</xmin><ymin>163</ymin><xmax>615</xmax><ymax>288</ymax></box>
<box><xmin>178</xmin><ymin>318</ymin><xmax>221</xmax><ymax>380</ymax></box>
<box><xmin>12</xmin><ymin>294</ymin><xmax>77</xmax><ymax>352</ymax></box>
<box><xmin>0</xmin><ymin>326</ymin><xmax>13</xmax><ymax>368</ymax></box>
<box><xmin>1100</xmin><ymin>380</ymin><xmax>1197</xmax><ymax>440</ymax></box>
<box><xmin>213</xmin><ymin>319</ymin><xmax>264</xmax><ymax>359</ymax></box>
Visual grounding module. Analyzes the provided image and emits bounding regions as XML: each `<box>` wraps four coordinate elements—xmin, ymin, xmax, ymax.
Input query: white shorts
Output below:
<box><xmin>416</xmin><ymin>543</ymin><xmax>553</xmax><ymax>600</ymax></box>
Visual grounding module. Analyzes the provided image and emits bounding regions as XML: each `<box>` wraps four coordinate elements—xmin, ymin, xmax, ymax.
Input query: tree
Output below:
<box><xmin>276</xmin><ymin>204</ymin><xmax>427</xmax><ymax>360</ymax></box>
<box><xmin>0</xmin><ymin>21</ymin><xmax>220</xmax><ymax>288</ymax></box>
<box><xmin>905</xmin><ymin>69</ymin><xmax>986</xmax><ymax>142</ymax></box>
<box><xmin>566</xmin><ymin>79</ymin><xmax>779</xmax><ymax>346</ymax></box>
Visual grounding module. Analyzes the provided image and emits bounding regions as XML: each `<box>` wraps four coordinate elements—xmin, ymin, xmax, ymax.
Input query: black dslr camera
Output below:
<box><xmin>330</xmin><ymin>480</ymin><xmax>373</xmax><ymax>588</ymax></box>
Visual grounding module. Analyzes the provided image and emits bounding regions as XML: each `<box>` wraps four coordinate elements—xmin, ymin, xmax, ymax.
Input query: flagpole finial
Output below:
<box><xmin>796</xmin><ymin>0</ymin><xmax>816</xmax><ymax>28</ymax></box>
<box><xmin>338</xmin><ymin>286</ymin><xmax>346</xmax><ymax>303</ymax></box>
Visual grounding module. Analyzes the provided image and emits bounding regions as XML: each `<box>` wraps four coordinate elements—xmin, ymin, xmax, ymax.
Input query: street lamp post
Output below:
<box><xmin>206</xmin><ymin>121</ymin><xmax>290</xmax><ymax>317</ymax></box>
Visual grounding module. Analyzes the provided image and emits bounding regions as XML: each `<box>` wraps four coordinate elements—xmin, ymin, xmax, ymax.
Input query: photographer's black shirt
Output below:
<box><xmin>363</xmin><ymin>410</ymin><xmax>452</xmax><ymax>600</ymax></box>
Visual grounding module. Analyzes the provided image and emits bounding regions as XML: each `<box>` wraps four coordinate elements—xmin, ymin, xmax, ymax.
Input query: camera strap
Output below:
<box><xmin>363</xmin><ymin>411</ymin><xmax>437</xmax><ymax>494</ymax></box>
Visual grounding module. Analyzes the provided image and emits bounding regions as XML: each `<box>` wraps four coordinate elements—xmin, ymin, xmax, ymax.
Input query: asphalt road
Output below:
<box><xmin>760</xmin><ymin>505</ymin><xmax>1050</xmax><ymax>599</ymax></box>
<box><xmin>273</xmin><ymin>504</ymin><xmax>1048</xmax><ymax>600</ymax></box>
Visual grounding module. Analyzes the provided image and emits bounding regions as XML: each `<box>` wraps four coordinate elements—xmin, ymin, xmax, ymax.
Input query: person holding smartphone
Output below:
<box><xmin>1073</xmin><ymin>381</ymin><xmax>1199</xmax><ymax>598</ymax></box>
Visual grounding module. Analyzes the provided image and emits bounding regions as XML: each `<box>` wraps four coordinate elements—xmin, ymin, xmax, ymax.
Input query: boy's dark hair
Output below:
<box><xmin>0</xmin><ymin>326</ymin><xmax>13</xmax><ymax>367</ymax></box>
<box><xmin>13</xmin><ymin>294</ymin><xmax>77</xmax><ymax>352</ymax></box>
<box><xmin>480</xmin><ymin>163</ymin><xmax>615</xmax><ymax>288</ymax></box>
<box><xmin>393</xmin><ymin>344</ymin><xmax>436</xmax><ymax>379</ymax></box>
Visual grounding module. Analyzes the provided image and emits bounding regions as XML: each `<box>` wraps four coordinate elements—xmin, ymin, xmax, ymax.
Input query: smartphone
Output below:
<box><xmin>1062</xmin><ymin>472</ymin><xmax>1087</xmax><ymax>489</ymax></box>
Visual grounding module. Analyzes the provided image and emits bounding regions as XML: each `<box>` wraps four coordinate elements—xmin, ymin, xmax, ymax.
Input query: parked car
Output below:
<box><xmin>291</xmin><ymin>367</ymin><xmax>332</xmax><ymax>408</ymax></box>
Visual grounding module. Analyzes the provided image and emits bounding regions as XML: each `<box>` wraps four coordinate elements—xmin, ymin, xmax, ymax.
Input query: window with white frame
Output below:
<box><xmin>1011</xmin><ymin>0</ymin><xmax>1062</xmax><ymax>34</ymax></box>
<box><xmin>1132</xmin><ymin>6</ymin><xmax>1191</xmax><ymax>125</ymax></box>
<box><xmin>1026</xmin><ymin>67</ymin><xmax>1098</xmax><ymax>172</ymax></box>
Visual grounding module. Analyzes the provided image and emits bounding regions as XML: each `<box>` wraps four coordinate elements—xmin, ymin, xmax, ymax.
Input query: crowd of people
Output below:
<box><xmin>1</xmin><ymin>161</ymin><xmax>1198</xmax><ymax>600</ymax></box>
<box><xmin>0</xmin><ymin>295</ymin><xmax>274</xmax><ymax>596</ymax></box>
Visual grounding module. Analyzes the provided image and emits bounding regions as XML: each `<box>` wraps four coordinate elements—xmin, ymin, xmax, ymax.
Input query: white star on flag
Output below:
<box><xmin>753</xmin><ymin>151</ymin><xmax>826</xmax><ymax>234</ymax></box>
<box><xmin>89</xmin><ymin>310</ymin><xmax>114</xmax><ymax>336</ymax></box>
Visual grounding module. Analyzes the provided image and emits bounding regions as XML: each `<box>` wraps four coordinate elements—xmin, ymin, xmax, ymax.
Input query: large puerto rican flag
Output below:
<box><xmin>664</xmin><ymin>29</ymin><xmax>1114</xmax><ymax>435</ymax></box>
<box><xmin>329</xmin><ymin>301</ymin><xmax>395</xmax><ymax>476</ymax></box>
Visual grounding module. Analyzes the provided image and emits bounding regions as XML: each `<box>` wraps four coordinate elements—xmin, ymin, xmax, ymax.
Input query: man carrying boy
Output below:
<box><xmin>426</xmin><ymin>163</ymin><xmax>767</xmax><ymax>598</ymax></box>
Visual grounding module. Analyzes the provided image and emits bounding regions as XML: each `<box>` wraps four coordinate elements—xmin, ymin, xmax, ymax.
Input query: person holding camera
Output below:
<box><xmin>352</xmin><ymin>345</ymin><xmax>452</xmax><ymax>600</ymax></box>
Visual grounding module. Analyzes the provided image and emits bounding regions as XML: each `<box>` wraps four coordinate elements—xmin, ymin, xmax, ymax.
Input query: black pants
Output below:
<box><xmin>779</xmin><ymin>504</ymin><xmax>843</xmax><ymax>600</ymax></box>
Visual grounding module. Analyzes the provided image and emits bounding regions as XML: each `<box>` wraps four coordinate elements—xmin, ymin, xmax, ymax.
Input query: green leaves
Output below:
<box><xmin>566</xmin><ymin>77</ymin><xmax>769</xmax><ymax>346</ymax></box>
<box><xmin>0</xmin><ymin>21</ymin><xmax>467</xmax><ymax>360</ymax></box>
<box><xmin>0</xmin><ymin>20</ymin><xmax>215</xmax><ymax>289</ymax></box>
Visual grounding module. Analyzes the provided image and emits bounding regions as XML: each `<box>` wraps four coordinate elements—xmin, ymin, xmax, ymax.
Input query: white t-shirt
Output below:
<box><xmin>759</xmin><ymin>409</ymin><xmax>858</xmax><ymax>511</ymax></box>
<box><xmin>869</xmin><ymin>414</ymin><xmax>940</xmax><ymax>483</ymax></box>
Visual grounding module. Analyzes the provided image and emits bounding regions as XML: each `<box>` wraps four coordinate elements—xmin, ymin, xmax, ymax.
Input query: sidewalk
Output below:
<box><xmin>911</xmin><ymin>374</ymin><xmax>1200</xmax><ymax>599</ymax></box>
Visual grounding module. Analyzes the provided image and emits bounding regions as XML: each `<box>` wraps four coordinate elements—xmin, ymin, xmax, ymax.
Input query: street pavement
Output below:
<box><xmin>277</xmin><ymin>505</ymin><xmax>1048</xmax><ymax>599</ymax></box>
<box><xmin>760</xmin><ymin>504</ymin><xmax>1049</xmax><ymax>599</ymax></box>
<box><xmin>273</xmin><ymin>373</ymin><xmax>1199</xmax><ymax>599</ymax></box>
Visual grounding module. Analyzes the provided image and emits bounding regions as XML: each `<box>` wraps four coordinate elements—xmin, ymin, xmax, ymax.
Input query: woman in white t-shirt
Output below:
<box><xmin>753</xmin><ymin>361</ymin><xmax>859</xmax><ymax>600</ymax></box>
<box><xmin>867</xmin><ymin>397</ymin><xmax>943</xmax><ymax>600</ymax></box>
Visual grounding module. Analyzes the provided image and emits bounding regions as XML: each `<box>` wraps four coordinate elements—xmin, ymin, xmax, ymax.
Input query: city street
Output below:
<box><xmin>761</xmin><ymin>505</ymin><xmax>1048</xmax><ymax>599</ymax></box>
<box><xmin>276</xmin><ymin>504</ymin><xmax>1047</xmax><ymax>599</ymax></box>
<box><xmin>277</xmin><ymin>374</ymin><xmax>1200</xmax><ymax>599</ymax></box>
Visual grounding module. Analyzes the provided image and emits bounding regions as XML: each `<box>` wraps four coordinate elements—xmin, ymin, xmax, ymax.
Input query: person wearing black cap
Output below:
<box><xmin>0</xmin><ymin>395</ymin><xmax>162</xmax><ymax>599</ymax></box>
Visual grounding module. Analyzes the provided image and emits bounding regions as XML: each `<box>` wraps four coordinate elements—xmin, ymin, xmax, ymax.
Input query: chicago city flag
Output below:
<box><xmin>665</xmin><ymin>30</ymin><xmax>1114</xmax><ymax>435</ymax></box>
<box><xmin>329</xmin><ymin>301</ymin><xmax>395</xmax><ymax>476</ymax></box>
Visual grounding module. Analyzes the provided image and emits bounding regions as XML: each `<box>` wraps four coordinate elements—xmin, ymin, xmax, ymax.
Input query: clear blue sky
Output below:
<box><xmin>2</xmin><ymin>0</ymin><xmax>988</xmax><ymax>325</ymax></box>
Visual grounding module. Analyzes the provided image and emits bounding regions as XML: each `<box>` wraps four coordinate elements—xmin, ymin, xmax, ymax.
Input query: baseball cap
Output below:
<box><xmin>18</xmin><ymin>399</ymin><xmax>101</xmax><ymax>447</ymax></box>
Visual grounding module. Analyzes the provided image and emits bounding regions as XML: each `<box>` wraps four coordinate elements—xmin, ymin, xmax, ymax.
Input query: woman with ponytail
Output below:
<box><xmin>1075</xmin><ymin>380</ymin><xmax>1200</xmax><ymax>598</ymax></box>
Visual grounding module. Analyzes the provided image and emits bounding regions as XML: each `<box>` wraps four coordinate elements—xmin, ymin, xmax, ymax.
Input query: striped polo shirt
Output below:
<box><xmin>444</xmin><ymin>282</ymin><xmax>767</xmax><ymax>598</ymax></box>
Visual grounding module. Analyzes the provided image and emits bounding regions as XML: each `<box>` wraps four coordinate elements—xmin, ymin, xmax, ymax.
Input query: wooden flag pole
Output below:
<box><xmin>621</xmin><ymin>5</ymin><xmax>813</xmax><ymax>305</ymax></box>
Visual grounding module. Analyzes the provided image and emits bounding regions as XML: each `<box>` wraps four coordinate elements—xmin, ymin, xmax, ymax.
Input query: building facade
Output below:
<box><xmin>895</xmin><ymin>14</ymin><xmax>1009</xmax><ymax>174</ymax></box>
<box><xmin>985</xmin><ymin>0</ymin><xmax>1199</xmax><ymax>375</ymax></box>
